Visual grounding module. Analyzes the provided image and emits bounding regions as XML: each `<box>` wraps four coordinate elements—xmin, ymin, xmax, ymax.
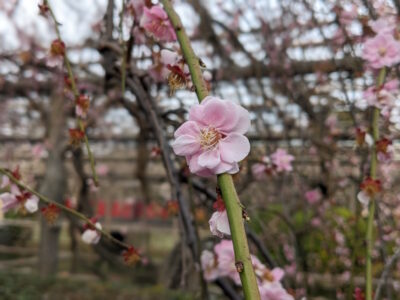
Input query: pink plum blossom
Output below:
<box><xmin>0</xmin><ymin>191</ymin><xmax>39</xmax><ymax>213</ymax></box>
<box><xmin>209</xmin><ymin>209</ymin><xmax>230</xmax><ymax>238</ymax></box>
<box><xmin>305</xmin><ymin>189</ymin><xmax>322</xmax><ymax>204</ymax></box>
<box><xmin>172</xmin><ymin>96</ymin><xmax>251</xmax><ymax>177</ymax></box>
<box><xmin>203</xmin><ymin>240</ymin><xmax>292</xmax><ymax>298</ymax></box>
<box><xmin>127</xmin><ymin>0</ymin><xmax>145</xmax><ymax>19</ymax></box>
<box><xmin>81</xmin><ymin>222</ymin><xmax>102</xmax><ymax>244</ymax></box>
<box><xmin>363</xmin><ymin>80</ymin><xmax>398</xmax><ymax>114</ymax></box>
<box><xmin>201</xmin><ymin>250</ymin><xmax>219</xmax><ymax>281</ymax></box>
<box><xmin>271</xmin><ymin>149</ymin><xmax>295</xmax><ymax>172</ymax></box>
<box><xmin>362</xmin><ymin>34</ymin><xmax>400</xmax><ymax>69</ymax></box>
<box><xmin>213</xmin><ymin>239</ymin><xmax>239</xmax><ymax>282</ymax></box>
<box><xmin>251</xmin><ymin>156</ymin><xmax>273</xmax><ymax>179</ymax></box>
<box><xmin>32</xmin><ymin>143</ymin><xmax>45</xmax><ymax>159</ymax></box>
<box><xmin>140</xmin><ymin>6</ymin><xmax>176</xmax><ymax>42</ymax></box>
<box><xmin>259</xmin><ymin>281</ymin><xmax>294</xmax><ymax>300</ymax></box>
<box><xmin>252</xmin><ymin>163</ymin><xmax>268</xmax><ymax>180</ymax></box>
<box><xmin>96</xmin><ymin>164</ymin><xmax>109</xmax><ymax>176</ymax></box>
<box><xmin>357</xmin><ymin>177</ymin><xmax>381</xmax><ymax>207</ymax></box>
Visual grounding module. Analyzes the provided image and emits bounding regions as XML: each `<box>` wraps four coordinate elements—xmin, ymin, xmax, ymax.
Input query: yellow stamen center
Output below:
<box><xmin>199</xmin><ymin>127</ymin><xmax>222</xmax><ymax>150</ymax></box>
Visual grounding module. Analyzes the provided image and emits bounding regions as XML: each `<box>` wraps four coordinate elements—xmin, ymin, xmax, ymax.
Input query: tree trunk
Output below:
<box><xmin>38</xmin><ymin>94</ymin><xmax>67</xmax><ymax>276</ymax></box>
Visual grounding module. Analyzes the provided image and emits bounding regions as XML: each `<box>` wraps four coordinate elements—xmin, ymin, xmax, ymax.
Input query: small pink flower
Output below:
<box><xmin>363</xmin><ymin>80</ymin><xmax>398</xmax><ymax>111</ymax></box>
<box><xmin>140</xmin><ymin>5</ymin><xmax>176</xmax><ymax>42</ymax></box>
<box><xmin>311</xmin><ymin>217</ymin><xmax>322</xmax><ymax>227</ymax></box>
<box><xmin>32</xmin><ymin>143</ymin><xmax>45</xmax><ymax>159</ymax></box>
<box><xmin>305</xmin><ymin>189</ymin><xmax>322</xmax><ymax>204</ymax></box>
<box><xmin>127</xmin><ymin>0</ymin><xmax>145</xmax><ymax>19</ymax></box>
<box><xmin>172</xmin><ymin>96</ymin><xmax>251</xmax><ymax>177</ymax></box>
<box><xmin>213</xmin><ymin>240</ymin><xmax>239</xmax><ymax>282</ymax></box>
<box><xmin>0</xmin><ymin>191</ymin><xmax>38</xmax><ymax>213</ymax></box>
<box><xmin>357</xmin><ymin>177</ymin><xmax>381</xmax><ymax>207</ymax></box>
<box><xmin>46</xmin><ymin>39</ymin><xmax>65</xmax><ymax>68</ymax></box>
<box><xmin>271</xmin><ymin>149</ymin><xmax>294</xmax><ymax>172</ymax></box>
<box><xmin>81</xmin><ymin>222</ymin><xmax>102</xmax><ymax>244</ymax></box>
<box><xmin>362</xmin><ymin>33</ymin><xmax>400</xmax><ymax>69</ymax></box>
<box><xmin>252</xmin><ymin>163</ymin><xmax>268</xmax><ymax>180</ymax></box>
<box><xmin>259</xmin><ymin>281</ymin><xmax>294</xmax><ymax>300</ymax></box>
<box><xmin>209</xmin><ymin>210</ymin><xmax>230</xmax><ymax>238</ymax></box>
<box><xmin>96</xmin><ymin>164</ymin><xmax>109</xmax><ymax>176</ymax></box>
<box><xmin>0</xmin><ymin>192</ymin><xmax>18</xmax><ymax>212</ymax></box>
<box><xmin>201</xmin><ymin>250</ymin><xmax>219</xmax><ymax>281</ymax></box>
<box><xmin>131</xmin><ymin>26</ymin><xmax>146</xmax><ymax>44</ymax></box>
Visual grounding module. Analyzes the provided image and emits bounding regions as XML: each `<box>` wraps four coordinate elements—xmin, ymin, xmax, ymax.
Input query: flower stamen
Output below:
<box><xmin>199</xmin><ymin>127</ymin><xmax>222</xmax><ymax>150</ymax></box>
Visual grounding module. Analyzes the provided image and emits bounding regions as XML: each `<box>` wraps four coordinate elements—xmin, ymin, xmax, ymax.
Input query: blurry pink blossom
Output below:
<box><xmin>305</xmin><ymin>189</ymin><xmax>322</xmax><ymax>204</ymax></box>
<box><xmin>311</xmin><ymin>217</ymin><xmax>322</xmax><ymax>227</ymax></box>
<box><xmin>252</xmin><ymin>163</ymin><xmax>267</xmax><ymax>180</ymax></box>
<box><xmin>127</xmin><ymin>0</ymin><xmax>145</xmax><ymax>19</ymax></box>
<box><xmin>46</xmin><ymin>39</ymin><xmax>65</xmax><ymax>68</ymax></box>
<box><xmin>140</xmin><ymin>6</ymin><xmax>176</xmax><ymax>42</ymax></box>
<box><xmin>0</xmin><ymin>191</ymin><xmax>39</xmax><ymax>213</ymax></box>
<box><xmin>81</xmin><ymin>222</ymin><xmax>102</xmax><ymax>244</ymax></box>
<box><xmin>213</xmin><ymin>239</ymin><xmax>238</xmax><ymax>282</ymax></box>
<box><xmin>259</xmin><ymin>281</ymin><xmax>294</xmax><ymax>300</ymax></box>
<box><xmin>131</xmin><ymin>26</ymin><xmax>146</xmax><ymax>44</ymax></box>
<box><xmin>362</xmin><ymin>34</ymin><xmax>400</xmax><ymax>69</ymax></box>
<box><xmin>369</xmin><ymin>18</ymin><xmax>396</xmax><ymax>35</ymax></box>
<box><xmin>271</xmin><ymin>149</ymin><xmax>294</xmax><ymax>172</ymax></box>
<box><xmin>357</xmin><ymin>177</ymin><xmax>381</xmax><ymax>207</ymax></box>
<box><xmin>363</xmin><ymin>80</ymin><xmax>398</xmax><ymax>111</ymax></box>
<box><xmin>201</xmin><ymin>250</ymin><xmax>219</xmax><ymax>281</ymax></box>
<box><xmin>96</xmin><ymin>164</ymin><xmax>109</xmax><ymax>176</ymax></box>
<box><xmin>172</xmin><ymin>96</ymin><xmax>250</xmax><ymax>177</ymax></box>
<box><xmin>209</xmin><ymin>209</ymin><xmax>230</xmax><ymax>238</ymax></box>
<box><xmin>32</xmin><ymin>143</ymin><xmax>45</xmax><ymax>159</ymax></box>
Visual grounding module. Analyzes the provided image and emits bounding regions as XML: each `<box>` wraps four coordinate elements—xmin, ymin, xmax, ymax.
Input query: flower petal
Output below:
<box><xmin>198</xmin><ymin>148</ymin><xmax>221</xmax><ymax>169</ymax></box>
<box><xmin>209</xmin><ymin>210</ymin><xmax>231</xmax><ymax>238</ymax></box>
<box><xmin>357</xmin><ymin>191</ymin><xmax>370</xmax><ymax>206</ymax></box>
<box><xmin>172</xmin><ymin>134</ymin><xmax>200</xmax><ymax>156</ymax></box>
<box><xmin>219</xmin><ymin>133</ymin><xmax>250</xmax><ymax>163</ymax></box>
<box><xmin>25</xmin><ymin>195</ymin><xmax>39</xmax><ymax>213</ymax></box>
<box><xmin>0</xmin><ymin>192</ymin><xmax>18</xmax><ymax>212</ymax></box>
<box><xmin>174</xmin><ymin>120</ymin><xmax>200</xmax><ymax>138</ymax></box>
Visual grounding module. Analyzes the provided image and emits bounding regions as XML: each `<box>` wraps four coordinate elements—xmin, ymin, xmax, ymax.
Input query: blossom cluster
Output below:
<box><xmin>361</xmin><ymin>16</ymin><xmax>400</xmax><ymax>123</ymax></box>
<box><xmin>201</xmin><ymin>240</ymin><xmax>293</xmax><ymax>300</ymax></box>
<box><xmin>127</xmin><ymin>1</ymin><xmax>211</xmax><ymax>93</ymax></box>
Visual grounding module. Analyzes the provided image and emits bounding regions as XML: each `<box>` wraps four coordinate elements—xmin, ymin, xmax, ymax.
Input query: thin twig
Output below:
<box><xmin>0</xmin><ymin>167</ymin><xmax>130</xmax><ymax>251</ymax></box>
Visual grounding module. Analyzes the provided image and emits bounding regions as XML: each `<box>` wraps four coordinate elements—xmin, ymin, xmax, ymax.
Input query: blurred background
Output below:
<box><xmin>1</xmin><ymin>0</ymin><xmax>400</xmax><ymax>299</ymax></box>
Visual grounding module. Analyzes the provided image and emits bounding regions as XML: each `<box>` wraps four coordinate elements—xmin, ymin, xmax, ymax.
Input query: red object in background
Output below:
<box><xmin>97</xmin><ymin>200</ymin><xmax>134</xmax><ymax>219</ymax></box>
<box><xmin>97</xmin><ymin>201</ymin><xmax>106</xmax><ymax>217</ymax></box>
<box><xmin>133</xmin><ymin>202</ymin><xmax>145</xmax><ymax>219</ymax></box>
<box><xmin>96</xmin><ymin>200</ymin><xmax>174</xmax><ymax>220</ymax></box>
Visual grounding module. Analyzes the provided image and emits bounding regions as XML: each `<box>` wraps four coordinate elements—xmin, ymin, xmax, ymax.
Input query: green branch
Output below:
<box><xmin>161</xmin><ymin>1</ymin><xmax>260</xmax><ymax>299</ymax></box>
<box><xmin>365</xmin><ymin>67</ymin><xmax>386</xmax><ymax>300</ymax></box>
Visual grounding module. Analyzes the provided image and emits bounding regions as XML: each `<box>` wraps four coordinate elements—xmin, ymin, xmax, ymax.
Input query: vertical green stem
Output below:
<box><xmin>366</xmin><ymin>67</ymin><xmax>385</xmax><ymax>300</ymax></box>
<box><xmin>161</xmin><ymin>1</ymin><xmax>260</xmax><ymax>299</ymax></box>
